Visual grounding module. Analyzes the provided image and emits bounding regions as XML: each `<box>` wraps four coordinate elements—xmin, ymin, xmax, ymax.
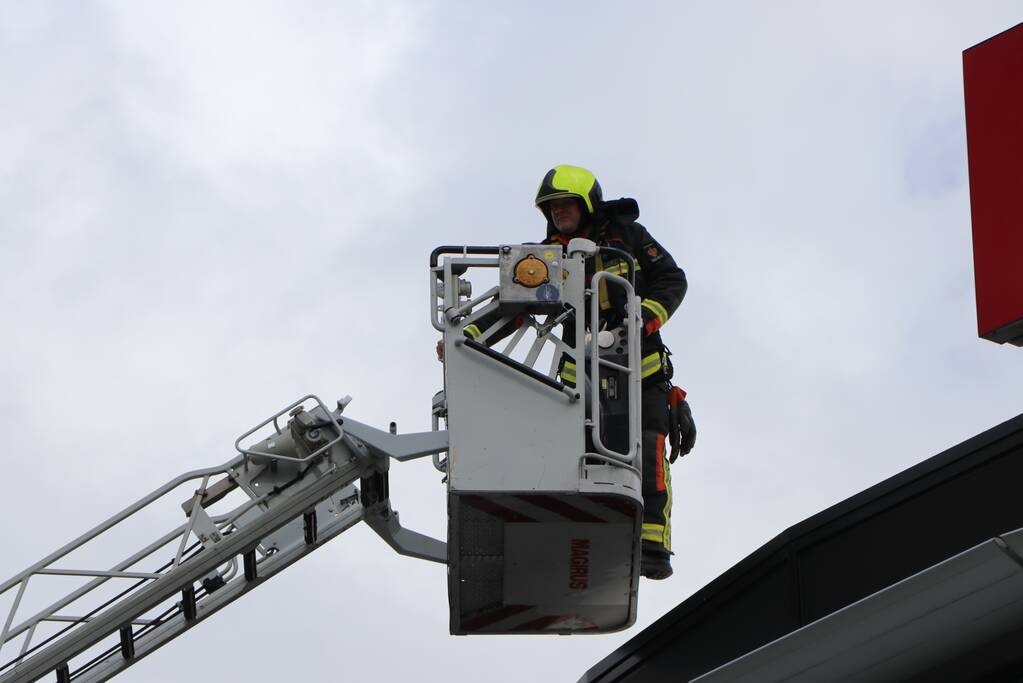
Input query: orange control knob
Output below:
<box><xmin>513</xmin><ymin>255</ymin><xmax>549</xmax><ymax>288</ymax></box>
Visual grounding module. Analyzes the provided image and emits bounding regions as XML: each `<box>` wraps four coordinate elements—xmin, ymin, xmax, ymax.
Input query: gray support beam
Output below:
<box><xmin>340</xmin><ymin>419</ymin><xmax>448</xmax><ymax>462</ymax></box>
<box><xmin>363</xmin><ymin>504</ymin><xmax>446</xmax><ymax>564</ymax></box>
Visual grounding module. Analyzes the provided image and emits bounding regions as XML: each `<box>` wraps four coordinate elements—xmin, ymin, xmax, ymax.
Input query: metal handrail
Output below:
<box><xmin>0</xmin><ymin>459</ymin><xmax>245</xmax><ymax>665</ymax></box>
<box><xmin>587</xmin><ymin>271</ymin><xmax>642</xmax><ymax>465</ymax></box>
<box><xmin>0</xmin><ymin>458</ymin><xmax>242</xmax><ymax>596</ymax></box>
<box><xmin>429</xmin><ymin>253</ymin><xmax>501</xmax><ymax>333</ymax></box>
<box><xmin>578</xmin><ymin>453</ymin><xmax>642</xmax><ymax>479</ymax></box>
<box><xmin>234</xmin><ymin>394</ymin><xmax>343</xmax><ymax>464</ymax></box>
<box><xmin>430</xmin><ymin>252</ymin><xmax>501</xmax><ymax>332</ymax></box>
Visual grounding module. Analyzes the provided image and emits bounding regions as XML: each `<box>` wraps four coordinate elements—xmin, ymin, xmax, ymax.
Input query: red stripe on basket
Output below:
<box><xmin>516</xmin><ymin>495</ymin><xmax>606</xmax><ymax>523</ymax></box>
<box><xmin>585</xmin><ymin>495</ymin><xmax>640</xmax><ymax>520</ymax></box>
<box><xmin>460</xmin><ymin>495</ymin><xmax>538</xmax><ymax>523</ymax></box>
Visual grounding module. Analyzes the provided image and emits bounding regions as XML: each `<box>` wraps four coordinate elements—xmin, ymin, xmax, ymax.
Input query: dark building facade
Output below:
<box><xmin>583</xmin><ymin>412</ymin><xmax>1023</xmax><ymax>682</ymax></box>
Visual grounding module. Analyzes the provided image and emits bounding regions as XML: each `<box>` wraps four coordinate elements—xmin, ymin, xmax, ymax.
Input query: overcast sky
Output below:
<box><xmin>2</xmin><ymin>2</ymin><xmax>1023</xmax><ymax>681</ymax></box>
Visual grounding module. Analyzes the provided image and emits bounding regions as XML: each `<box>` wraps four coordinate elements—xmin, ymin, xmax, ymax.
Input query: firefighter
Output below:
<box><xmin>455</xmin><ymin>164</ymin><xmax>693</xmax><ymax>579</ymax></box>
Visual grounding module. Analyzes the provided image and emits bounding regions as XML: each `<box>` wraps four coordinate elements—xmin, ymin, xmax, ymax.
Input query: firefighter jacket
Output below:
<box><xmin>465</xmin><ymin>197</ymin><xmax>687</xmax><ymax>385</ymax></box>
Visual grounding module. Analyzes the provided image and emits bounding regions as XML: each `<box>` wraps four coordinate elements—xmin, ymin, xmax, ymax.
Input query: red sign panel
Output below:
<box><xmin>964</xmin><ymin>22</ymin><xmax>1023</xmax><ymax>345</ymax></box>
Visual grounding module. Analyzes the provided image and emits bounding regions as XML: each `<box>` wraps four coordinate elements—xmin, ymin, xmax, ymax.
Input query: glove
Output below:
<box><xmin>668</xmin><ymin>385</ymin><xmax>696</xmax><ymax>463</ymax></box>
<box><xmin>641</xmin><ymin>307</ymin><xmax>662</xmax><ymax>336</ymax></box>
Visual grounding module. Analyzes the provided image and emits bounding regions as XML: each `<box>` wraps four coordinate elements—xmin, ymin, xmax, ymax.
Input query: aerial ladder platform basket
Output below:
<box><xmin>433</xmin><ymin>241</ymin><xmax>644</xmax><ymax>634</ymax></box>
<box><xmin>0</xmin><ymin>240</ymin><xmax>644</xmax><ymax>682</ymax></box>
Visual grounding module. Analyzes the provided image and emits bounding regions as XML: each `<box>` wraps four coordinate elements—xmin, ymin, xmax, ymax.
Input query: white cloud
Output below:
<box><xmin>2</xmin><ymin>3</ymin><xmax>1023</xmax><ymax>682</ymax></box>
<box><xmin>107</xmin><ymin>2</ymin><xmax>422</xmax><ymax>183</ymax></box>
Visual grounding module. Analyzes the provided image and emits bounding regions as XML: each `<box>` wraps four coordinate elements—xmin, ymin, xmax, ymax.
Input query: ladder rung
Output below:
<box><xmin>181</xmin><ymin>586</ymin><xmax>196</xmax><ymax>622</ymax></box>
<box><xmin>118</xmin><ymin>626</ymin><xmax>134</xmax><ymax>661</ymax></box>
<box><xmin>303</xmin><ymin>511</ymin><xmax>318</xmax><ymax>545</ymax></box>
<box><xmin>243</xmin><ymin>550</ymin><xmax>257</xmax><ymax>582</ymax></box>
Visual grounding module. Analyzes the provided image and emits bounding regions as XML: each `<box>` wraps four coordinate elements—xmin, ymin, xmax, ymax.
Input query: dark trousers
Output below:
<box><xmin>640</xmin><ymin>380</ymin><xmax>672</xmax><ymax>553</ymax></box>
<box><xmin>580</xmin><ymin>366</ymin><xmax>673</xmax><ymax>553</ymax></box>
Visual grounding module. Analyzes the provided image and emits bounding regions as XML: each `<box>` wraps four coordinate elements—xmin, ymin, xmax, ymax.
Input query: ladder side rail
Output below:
<box><xmin>72</xmin><ymin>489</ymin><xmax>366</xmax><ymax>683</ymax></box>
<box><xmin>38</xmin><ymin>617</ymin><xmax>159</xmax><ymax>627</ymax></box>
<box><xmin>1</xmin><ymin>463</ymin><xmax>246</xmax><ymax>655</ymax></box>
<box><xmin>6</xmin><ymin>474</ymin><xmax>336</xmax><ymax>678</ymax></box>
<box><xmin>33</xmin><ymin>571</ymin><xmax>162</xmax><ymax>581</ymax></box>
<box><xmin>3</xmin><ymin>538</ymin><xmax>208</xmax><ymax>678</ymax></box>
<box><xmin>0</xmin><ymin>456</ymin><xmax>369</xmax><ymax>683</ymax></box>
<box><xmin>7</xmin><ymin>497</ymin><xmax>256</xmax><ymax>675</ymax></box>
<box><xmin>2</xmin><ymin>520</ymin><xmax>195</xmax><ymax>656</ymax></box>
<box><xmin>1</xmin><ymin>484</ymin><xmax>266</xmax><ymax>653</ymax></box>
<box><xmin>0</xmin><ymin>458</ymin><xmax>243</xmax><ymax>595</ymax></box>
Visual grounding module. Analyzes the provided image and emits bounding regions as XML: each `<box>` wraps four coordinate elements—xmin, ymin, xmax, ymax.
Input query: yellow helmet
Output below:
<box><xmin>535</xmin><ymin>164</ymin><xmax>603</xmax><ymax>215</ymax></box>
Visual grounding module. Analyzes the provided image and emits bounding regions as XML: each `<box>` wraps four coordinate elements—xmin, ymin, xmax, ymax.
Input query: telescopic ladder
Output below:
<box><xmin>0</xmin><ymin>396</ymin><xmax>446</xmax><ymax>683</ymax></box>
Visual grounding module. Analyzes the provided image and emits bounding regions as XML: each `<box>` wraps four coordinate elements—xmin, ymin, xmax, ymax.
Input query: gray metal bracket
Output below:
<box><xmin>363</xmin><ymin>502</ymin><xmax>446</xmax><ymax>564</ymax></box>
<box><xmin>340</xmin><ymin>418</ymin><xmax>449</xmax><ymax>462</ymax></box>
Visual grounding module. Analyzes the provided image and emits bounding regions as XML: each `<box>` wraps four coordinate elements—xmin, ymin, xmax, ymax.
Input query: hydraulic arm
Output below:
<box><xmin>0</xmin><ymin>396</ymin><xmax>446</xmax><ymax>683</ymax></box>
